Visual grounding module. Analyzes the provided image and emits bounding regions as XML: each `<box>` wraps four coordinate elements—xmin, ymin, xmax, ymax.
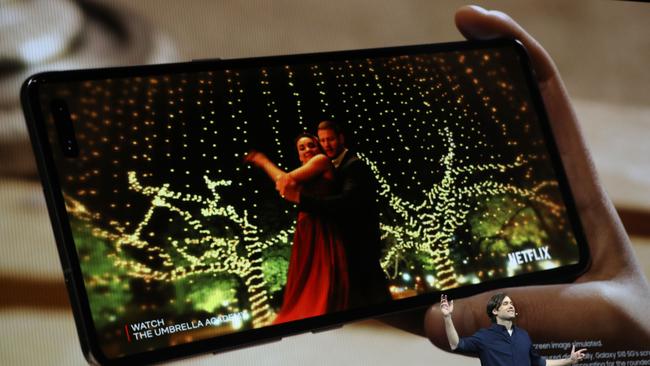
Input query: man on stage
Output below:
<box><xmin>441</xmin><ymin>293</ymin><xmax>587</xmax><ymax>365</ymax></box>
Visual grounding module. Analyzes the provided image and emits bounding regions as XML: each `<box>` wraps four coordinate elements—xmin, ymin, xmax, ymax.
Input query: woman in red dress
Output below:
<box><xmin>245</xmin><ymin>133</ymin><xmax>349</xmax><ymax>324</ymax></box>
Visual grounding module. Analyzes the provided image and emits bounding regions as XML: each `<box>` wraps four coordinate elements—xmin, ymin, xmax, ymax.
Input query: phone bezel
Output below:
<box><xmin>20</xmin><ymin>38</ymin><xmax>590</xmax><ymax>365</ymax></box>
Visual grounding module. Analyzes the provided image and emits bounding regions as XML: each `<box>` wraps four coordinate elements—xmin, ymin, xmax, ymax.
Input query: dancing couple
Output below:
<box><xmin>245</xmin><ymin>120</ymin><xmax>391</xmax><ymax>324</ymax></box>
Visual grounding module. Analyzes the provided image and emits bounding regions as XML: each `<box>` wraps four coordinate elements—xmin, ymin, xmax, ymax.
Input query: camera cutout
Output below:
<box><xmin>51</xmin><ymin>99</ymin><xmax>79</xmax><ymax>157</ymax></box>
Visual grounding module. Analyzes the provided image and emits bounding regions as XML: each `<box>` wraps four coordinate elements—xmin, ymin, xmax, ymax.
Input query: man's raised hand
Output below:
<box><xmin>440</xmin><ymin>294</ymin><xmax>453</xmax><ymax>318</ymax></box>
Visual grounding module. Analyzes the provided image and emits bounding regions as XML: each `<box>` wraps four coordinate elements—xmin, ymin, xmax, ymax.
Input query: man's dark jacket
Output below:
<box><xmin>299</xmin><ymin>152</ymin><xmax>391</xmax><ymax>308</ymax></box>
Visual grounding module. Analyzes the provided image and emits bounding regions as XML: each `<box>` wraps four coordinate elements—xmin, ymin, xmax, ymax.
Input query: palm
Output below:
<box><xmin>440</xmin><ymin>294</ymin><xmax>454</xmax><ymax>317</ymax></box>
<box><xmin>441</xmin><ymin>302</ymin><xmax>453</xmax><ymax>317</ymax></box>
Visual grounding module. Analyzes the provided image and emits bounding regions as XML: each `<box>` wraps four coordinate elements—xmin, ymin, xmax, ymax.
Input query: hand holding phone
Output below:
<box><xmin>22</xmin><ymin>25</ymin><xmax>596</xmax><ymax>363</ymax></box>
<box><xmin>420</xmin><ymin>5</ymin><xmax>650</xmax><ymax>352</ymax></box>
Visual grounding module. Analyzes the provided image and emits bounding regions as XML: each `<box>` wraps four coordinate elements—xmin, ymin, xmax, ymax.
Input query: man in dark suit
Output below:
<box><xmin>277</xmin><ymin>120</ymin><xmax>392</xmax><ymax>308</ymax></box>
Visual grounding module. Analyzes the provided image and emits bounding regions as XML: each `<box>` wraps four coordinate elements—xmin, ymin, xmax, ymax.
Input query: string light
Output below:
<box><xmin>53</xmin><ymin>47</ymin><xmax>578</xmax><ymax>336</ymax></box>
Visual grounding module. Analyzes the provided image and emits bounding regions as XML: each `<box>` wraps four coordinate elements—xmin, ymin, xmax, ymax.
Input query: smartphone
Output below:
<box><xmin>21</xmin><ymin>39</ymin><xmax>589</xmax><ymax>365</ymax></box>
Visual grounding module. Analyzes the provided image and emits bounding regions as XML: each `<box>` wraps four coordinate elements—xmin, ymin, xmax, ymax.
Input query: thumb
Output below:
<box><xmin>454</xmin><ymin>5</ymin><xmax>557</xmax><ymax>83</ymax></box>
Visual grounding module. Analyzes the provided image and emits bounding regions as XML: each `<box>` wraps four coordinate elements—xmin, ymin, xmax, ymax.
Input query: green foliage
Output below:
<box><xmin>470</xmin><ymin>194</ymin><xmax>547</xmax><ymax>254</ymax></box>
<box><xmin>485</xmin><ymin>239</ymin><xmax>508</xmax><ymax>254</ymax></box>
<box><xmin>71</xmin><ymin>219</ymin><xmax>131</xmax><ymax>329</ymax></box>
<box><xmin>260</xmin><ymin>243</ymin><xmax>291</xmax><ymax>293</ymax></box>
<box><xmin>506</xmin><ymin>208</ymin><xmax>546</xmax><ymax>247</ymax></box>
<box><xmin>175</xmin><ymin>277</ymin><xmax>239</xmax><ymax>313</ymax></box>
<box><xmin>262</xmin><ymin>256</ymin><xmax>289</xmax><ymax>293</ymax></box>
<box><xmin>414</xmin><ymin>250</ymin><xmax>436</xmax><ymax>271</ymax></box>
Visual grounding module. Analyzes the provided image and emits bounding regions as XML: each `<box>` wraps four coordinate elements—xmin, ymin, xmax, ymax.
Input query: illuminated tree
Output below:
<box><xmin>55</xmin><ymin>47</ymin><xmax>579</xmax><ymax>326</ymax></box>
<box><xmin>67</xmin><ymin>171</ymin><xmax>293</xmax><ymax>327</ymax></box>
<box><xmin>361</xmin><ymin>126</ymin><xmax>563</xmax><ymax>290</ymax></box>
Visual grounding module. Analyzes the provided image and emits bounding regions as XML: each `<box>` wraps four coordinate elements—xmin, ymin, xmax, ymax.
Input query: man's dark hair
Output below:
<box><xmin>317</xmin><ymin>120</ymin><xmax>343</xmax><ymax>135</ymax></box>
<box><xmin>486</xmin><ymin>292</ymin><xmax>508</xmax><ymax>323</ymax></box>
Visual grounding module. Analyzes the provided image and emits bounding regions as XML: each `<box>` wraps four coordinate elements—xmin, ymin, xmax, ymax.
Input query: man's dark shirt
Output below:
<box><xmin>456</xmin><ymin>323</ymin><xmax>546</xmax><ymax>366</ymax></box>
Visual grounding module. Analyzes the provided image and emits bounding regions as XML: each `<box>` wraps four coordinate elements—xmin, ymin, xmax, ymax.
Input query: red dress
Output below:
<box><xmin>272</xmin><ymin>176</ymin><xmax>349</xmax><ymax>324</ymax></box>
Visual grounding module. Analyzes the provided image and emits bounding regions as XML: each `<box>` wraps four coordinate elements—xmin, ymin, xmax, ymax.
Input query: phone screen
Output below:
<box><xmin>25</xmin><ymin>40</ymin><xmax>587</xmax><ymax>363</ymax></box>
